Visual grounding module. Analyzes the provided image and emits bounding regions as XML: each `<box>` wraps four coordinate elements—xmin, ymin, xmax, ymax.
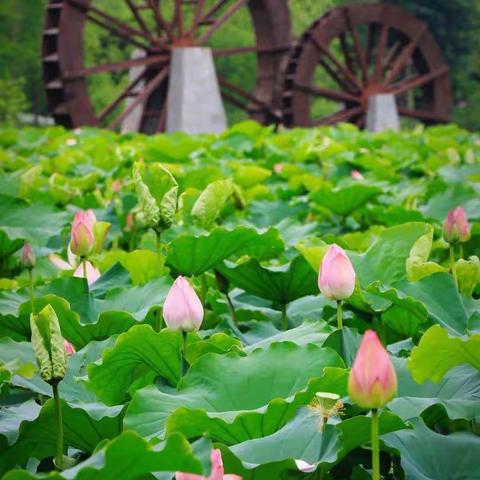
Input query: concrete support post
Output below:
<box><xmin>166</xmin><ymin>47</ymin><xmax>227</xmax><ymax>134</ymax></box>
<box><xmin>366</xmin><ymin>94</ymin><xmax>400</xmax><ymax>132</ymax></box>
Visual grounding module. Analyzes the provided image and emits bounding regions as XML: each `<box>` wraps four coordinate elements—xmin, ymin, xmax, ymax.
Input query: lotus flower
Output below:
<box><xmin>21</xmin><ymin>243</ymin><xmax>35</xmax><ymax>269</ymax></box>
<box><xmin>350</xmin><ymin>170</ymin><xmax>364</xmax><ymax>180</ymax></box>
<box><xmin>163</xmin><ymin>276</ymin><xmax>204</xmax><ymax>332</ymax></box>
<box><xmin>318</xmin><ymin>244</ymin><xmax>356</xmax><ymax>301</ymax></box>
<box><xmin>443</xmin><ymin>207</ymin><xmax>470</xmax><ymax>244</ymax></box>
<box><xmin>63</xmin><ymin>339</ymin><xmax>76</xmax><ymax>356</ymax></box>
<box><xmin>176</xmin><ymin>449</ymin><xmax>241</xmax><ymax>480</ymax></box>
<box><xmin>348</xmin><ymin>330</ymin><xmax>397</xmax><ymax>409</ymax></box>
<box><xmin>70</xmin><ymin>210</ymin><xmax>96</xmax><ymax>257</ymax></box>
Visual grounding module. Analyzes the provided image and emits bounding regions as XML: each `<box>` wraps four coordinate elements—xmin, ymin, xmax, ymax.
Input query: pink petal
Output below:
<box><xmin>74</xmin><ymin>261</ymin><xmax>101</xmax><ymax>285</ymax></box>
<box><xmin>49</xmin><ymin>253</ymin><xmax>73</xmax><ymax>271</ymax></box>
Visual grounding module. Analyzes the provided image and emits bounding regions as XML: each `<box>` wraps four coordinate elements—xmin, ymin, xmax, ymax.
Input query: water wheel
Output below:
<box><xmin>283</xmin><ymin>3</ymin><xmax>451</xmax><ymax>128</ymax></box>
<box><xmin>42</xmin><ymin>0</ymin><xmax>291</xmax><ymax>133</ymax></box>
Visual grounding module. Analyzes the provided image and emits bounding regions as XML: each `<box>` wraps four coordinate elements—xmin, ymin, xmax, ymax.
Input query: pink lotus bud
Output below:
<box><xmin>111</xmin><ymin>179</ymin><xmax>121</xmax><ymax>192</ymax></box>
<box><xmin>124</xmin><ymin>212</ymin><xmax>135</xmax><ymax>232</ymax></box>
<box><xmin>348</xmin><ymin>330</ymin><xmax>397</xmax><ymax>409</ymax></box>
<box><xmin>70</xmin><ymin>210</ymin><xmax>96</xmax><ymax>257</ymax></box>
<box><xmin>63</xmin><ymin>339</ymin><xmax>76</xmax><ymax>356</ymax></box>
<box><xmin>66</xmin><ymin>138</ymin><xmax>77</xmax><ymax>146</ymax></box>
<box><xmin>176</xmin><ymin>449</ymin><xmax>241</xmax><ymax>480</ymax></box>
<box><xmin>318</xmin><ymin>244</ymin><xmax>356</xmax><ymax>301</ymax></box>
<box><xmin>273</xmin><ymin>163</ymin><xmax>283</xmax><ymax>174</ymax></box>
<box><xmin>21</xmin><ymin>243</ymin><xmax>35</xmax><ymax>269</ymax></box>
<box><xmin>163</xmin><ymin>276</ymin><xmax>204</xmax><ymax>332</ymax></box>
<box><xmin>73</xmin><ymin>261</ymin><xmax>101</xmax><ymax>285</ymax></box>
<box><xmin>443</xmin><ymin>207</ymin><xmax>470</xmax><ymax>244</ymax></box>
<box><xmin>350</xmin><ymin>170</ymin><xmax>364</xmax><ymax>180</ymax></box>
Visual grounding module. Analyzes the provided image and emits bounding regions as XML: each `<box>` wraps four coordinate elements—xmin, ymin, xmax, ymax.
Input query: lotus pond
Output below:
<box><xmin>0</xmin><ymin>122</ymin><xmax>479</xmax><ymax>480</ymax></box>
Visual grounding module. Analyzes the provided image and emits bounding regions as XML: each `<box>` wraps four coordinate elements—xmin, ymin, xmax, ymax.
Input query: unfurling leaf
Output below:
<box><xmin>133</xmin><ymin>162</ymin><xmax>178</xmax><ymax>231</ymax></box>
<box><xmin>30</xmin><ymin>304</ymin><xmax>67</xmax><ymax>385</ymax></box>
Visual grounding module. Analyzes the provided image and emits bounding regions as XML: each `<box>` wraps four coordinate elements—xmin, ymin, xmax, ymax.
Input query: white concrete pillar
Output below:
<box><xmin>366</xmin><ymin>93</ymin><xmax>400</xmax><ymax>132</ymax></box>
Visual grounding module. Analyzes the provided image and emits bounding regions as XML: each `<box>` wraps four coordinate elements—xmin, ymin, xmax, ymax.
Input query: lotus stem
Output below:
<box><xmin>449</xmin><ymin>245</ymin><xmax>458</xmax><ymax>288</ymax></box>
<box><xmin>371</xmin><ymin>408</ymin><xmax>380</xmax><ymax>480</ymax></box>
<box><xmin>459</xmin><ymin>244</ymin><xmax>464</xmax><ymax>260</ymax></box>
<box><xmin>336</xmin><ymin>300</ymin><xmax>343</xmax><ymax>329</ymax></box>
<box><xmin>225</xmin><ymin>292</ymin><xmax>237</xmax><ymax>325</ymax></box>
<box><xmin>155</xmin><ymin>307</ymin><xmax>163</xmax><ymax>332</ymax></box>
<box><xmin>155</xmin><ymin>228</ymin><xmax>162</xmax><ymax>252</ymax></box>
<box><xmin>28</xmin><ymin>269</ymin><xmax>35</xmax><ymax>315</ymax></box>
<box><xmin>52</xmin><ymin>383</ymin><xmax>64</xmax><ymax>470</ymax></box>
<box><xmin>281</xmin><ymin>304</ymin><xmax>288</xmax><ymax>331</ymax></box>
<box><xmin>200</xmin><ymin>275</ymin><xmax>208</xmax><ymax>306</ymax></box>
<box><xmin>181</xmin><ymin>331</ymin><xmax>188</xmax><ymax>376</ymax></box>
<box><xmin>82</xmin><ymin>258</ymin><xmax>87</xmax><ymax>282</ymax></box>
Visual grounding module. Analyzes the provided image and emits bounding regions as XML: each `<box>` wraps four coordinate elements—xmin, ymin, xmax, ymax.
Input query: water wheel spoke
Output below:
<box><xmin>173</xmin><ymin>0</ymin><xmax>184</xmax><ymax>38</ymax></box>
<box><xmin>108</xmin><ymin>66</ymin><xmax>170</xmax><ymax>129</ymax></box>
<box><xmin>64</xmin><ymin>55</ymin><xmax>168</xmax><ymax>80</ymax></box>
<box><xmin>197</xmin><ymin>0</ymin><xmax>230</xmax><ymax>28</ymax></box>
<box><xmin>218</xmin><ymin>76</ymin><xmax>279</xmax><ymax>118</ymax></box>
<box><xmin>390</xmin><ymin>66</ymin><xmax>449</xmax><ymax>96</ymax></box>
<box><xmin>339</xmin><ymin>33</ymin><xmax>356</xmax><ymax>76</ymax></box>
<box><xmin>398</xmin><ymin>107</ymin><xmax>449</xmax><ymax>122</ymax></box>
<box><xmin>156</xmin><ymin>104</ymin><xmax>168</xmax><ymax>132</ymax></box>
<box><xmin>221</xmin><ymin>89</ymin><xmax>250</xmax><ymax>111</ymax></box>
<box><xmin>98</xmin><ymin>69</ymin><xmax>147</xmax><ymax>123</ymax></box>
<box><xmin>372</xmin><ymin>23</ymin><xmax>389</xmax><ymax>82</ymax></box>
<box><xmin>386</xmin><ymin>25</ymin><xmax>427</xmax><ymax>83</ymax></box>
<box><xmin>197</xmin><ymin>0</ymin><xmax>250</xmax><ymax>44</ymax></box>
<box><xmin>312</xmin><ymin>36</ymin><xmax>361</xmax><ymax>93</ymax></box>
<box><xmin>313</xmin><ymin>106</ymin><xmax>363</xmax><ymax>126</ymax></box>
<box><xmin>148</xmin><ymin>0</ymin><xmax>174</xmax><ymax>41</ymax></box>
<box><xmin>343</xmin><ymin>8</ymin><xmax>369</xmax><ymax>85</ymax></box>
<box><xmin>125</xmin><ymin>0</ymin><xmax>152</xmax><ymax>38</ymax></box>
<box><xmin>365</xmin><ymin>23</ymin><xmax>375</xmax><ymax>66</ymax></box>
<box><xmin>295</xmin><ymin>83</ymin><xmax>360</xmax><ymax>103</ymax></box>
<box><xmin>67</xmin><ymin>0</ymin><xmax>152</xmax><ymax>45</ymax></box>
<box><xmin>213</xmin><ymin>44</ymin><xmax>290</xmax><ymax>57</ymax></box>
<box><xmin>188</xmin><ymin>0</ymin><xmax>206</xmax><ymax>35</ymax></box>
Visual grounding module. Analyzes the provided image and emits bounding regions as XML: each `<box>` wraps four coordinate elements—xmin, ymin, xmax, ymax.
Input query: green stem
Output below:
<box><xmin>82</xmin><ymin>258</ymin><xmax>87</xmax><ymax>282</ymax></box>
<box><xmin>155</xmin><ymin>229</ymin><xmax>162</xmax><ymax>252</ymax></box>
<box><xmin>449</xmin><ymin>245</ymin><xmax>458</xmax><ymax>288</ymax></box>
<box><xmin>181</xmin><ymin>331</ymin><xmax>188</xmax><ymax>376</ymax></box>
<box><xmin>200</xmin><ymin>275</ymin><xmax>208</xmax><ymax>307</ymax></box>
<box><xmin>155</xmin><ymin>307</ymin><xmax>163</xmax><ymax>332</ymax></box>
<box><xmin>281</xmin><ymin>304</ymin><xmax>288</xmax><ymax>331</ymax></box>
<box><xmin>52</xmin><ymin>383</ymin><xmax>64</xmax><ymax>470</ymax></box>
<box><xmin>459</xmin><ymin>244</ymin><xmax>464</xmax><ymax>260</ymax></box>
<box><xmin>28</xmin><ymin>268</ymin><xmax>35</xmax><ymax>315</ymax></box>
<box><xmin>225</xmin><ymin>292</ymin><xmax>237</xmax><ymax>325</ymax></box>
<box><xmin>371</xmin><ymin>408</ymin><xmax>380</xmax><ymax>480</ymax></box>
<box><xmin>336</xmin><ymin>300</ymin><xmax>343</xmax><ymax>329</ymax></box>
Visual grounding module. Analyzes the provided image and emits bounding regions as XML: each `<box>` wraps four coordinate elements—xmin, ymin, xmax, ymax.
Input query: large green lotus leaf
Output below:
<box><xmin>383</xmin><ymin>418</ymin><xmax>480</xmax><ymax>480</ymax></box>
<box><xmin>309</xmin><ymin>184</ymin><xmax>382</xmax><ymax>216</ymax></box>
<box><xmin>390</xmin><ymin>356</ymin><xmax>480</xmax><ymax>422</ymax></box>
<box><xmin>397</xmin><ymin>273</ymin><xmax>469</xmax><ymax>335</ymax></box>
<box><xmin>166</xmin><ymin>226</ymin><xmax>284</xmax><ymax>276</ymax></box>
<box><xmin>233</xmin><ymin>165</ymin><xmax>271</xmax><ymax>188</ymax></box>
<box><xmin>0</xmin><ymin>195</ymin><xmax>69</xmax><ymax>247</ymax></box>
<box><xmin>87</xmin><ymin>325</ymin><xmax>182</xmax><ymax>406</ymax></box>
<box><xmin>408</xmin><ymin>325</ymin><xmax>480</xmax><ymax>383</ymax></box>
<box><xmin>124</xmin><ymin>343</ymin><xmax>345</xmax><ymax>442</ymax></box>
<box><xmin>350</xmin><ymin>222</ymin><xmax>432</xmax><ymax>287</ymax></box>
<box><xmin>0</xmin><ymin>231</ymin><xmax>23</xmax><ymax>260</ymax></box>
<box><xmin>323</xmin><ymin>326</ymin><xmax>362</xmax><ymax>367</ymax></box>
<box><xmin>0</xmin><ymin>399</ymin><xmax>121</xmax><ymax>476</ymax></box>
<box><xmin>243</xmin><ymin>319</ymin><xmax>333</xmax><ymax>352</ymax></box>
<box><xmin>0</xmin><ymin>400</ymin><xmax>40</xmax><ymax>446</ymax></box>
<box><xmin>216</xmin><ymin>255</ymin><xmax>318</xmax><ymax>305</ymax></box>
<box><xmin>224</xmin><ymin>409</ymin><xmax>406</xmax><ymax>475</ymax></box>
<box><xmin>2</xmin><ymin>431</ymin><xmax>211</xmax><ymax>480</ymax></box>
<box><xmin>365</xmin><ymin>283</ymin><xmax>428</xmax><ymax>338</ymax></box>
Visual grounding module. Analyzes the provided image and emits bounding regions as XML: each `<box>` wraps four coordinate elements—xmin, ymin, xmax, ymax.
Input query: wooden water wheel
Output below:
<box><xmin>282</xmin><ymin>3</ymin><xmax>451</xmax><ymax>128</ymax></box>
<box><xmin>42</xmin><ymin>0</ymin><xmax>291</xmax><ymax>133</ymax></box>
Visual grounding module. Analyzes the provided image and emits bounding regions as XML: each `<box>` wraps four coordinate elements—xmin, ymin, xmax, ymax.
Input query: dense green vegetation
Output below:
<box><xmin>0</xmin><ymin>122</ymin><xmax>479</xmax><ymax>479</ymax></box>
